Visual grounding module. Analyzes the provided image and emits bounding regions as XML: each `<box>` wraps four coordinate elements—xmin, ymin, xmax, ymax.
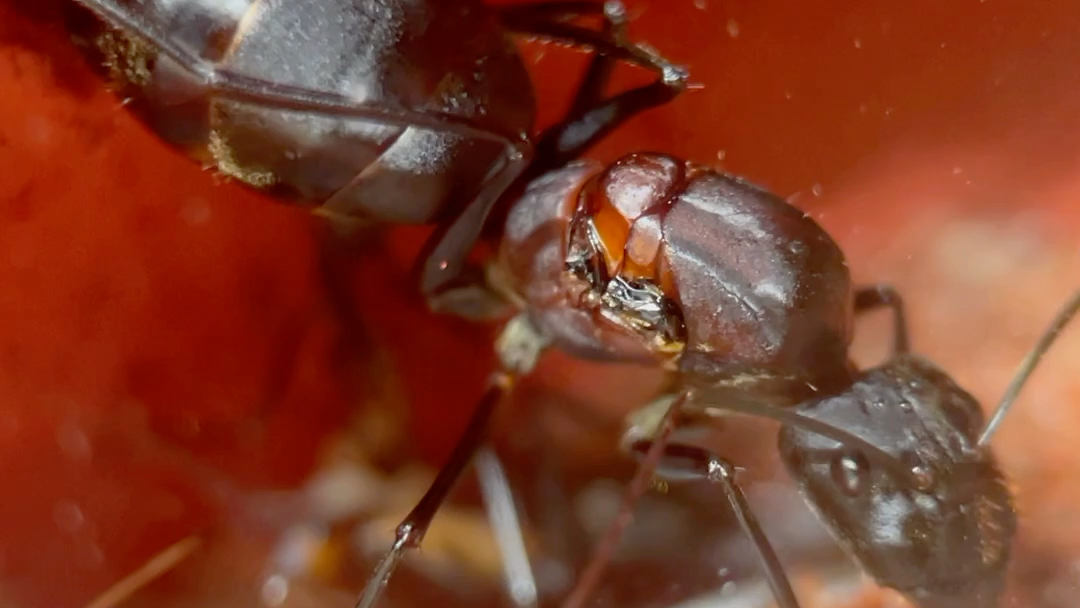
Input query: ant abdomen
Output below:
<box><xmin>778</xmin><ymin>354</ymin><xmax>1016</xmax><ymax>608</ymax></box>
<box><xmin>69</xmin><ymin>0</ymin><xmax>530</xmax><ymax>223</ymax></box>
<box><xmin>499</xmin><ymin>152</ymin><xmax>855</xmax><ymax>395</ymax></box>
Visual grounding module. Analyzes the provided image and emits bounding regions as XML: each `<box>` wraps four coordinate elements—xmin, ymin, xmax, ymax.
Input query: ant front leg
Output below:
<box><xmin>626</xmin><ymin>439</ymin><xmax>804</xmax><ymax>608</ymax></box>
<box><xmin>854</xmin><ymin>284</ymin><xmax>910</xmax><ymax>356</ymax></box>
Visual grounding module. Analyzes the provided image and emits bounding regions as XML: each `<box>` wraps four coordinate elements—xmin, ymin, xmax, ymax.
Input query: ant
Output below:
<box><xmin>62</xmin><ymin>0</ymin><xmax>689</xmax><ymax>301</ymax></box>
<box><xmin>352</xmin><ymin>129</ymin><xmax>915</xmax><ymax>605</ymax></box>
<box><xmin>566</xmin><ymin>291</ymin><xmax>1080</xmax><ymax>608</ymax></box>
<box><xmin>358</xmin><ymin>132</ymin><xmax>1080</xmax><ymax>608</ymax></box>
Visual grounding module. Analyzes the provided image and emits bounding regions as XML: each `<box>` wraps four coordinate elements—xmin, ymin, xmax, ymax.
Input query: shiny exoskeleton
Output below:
<box><xmin>776</xmin><ymin>354</ymin><xmax>1015</xmax><ymax>608</ymax></box>
<box><xmin>65</xmin><ymin>0</ymin><xmax>687</xmax><ymax>297</ymax></box>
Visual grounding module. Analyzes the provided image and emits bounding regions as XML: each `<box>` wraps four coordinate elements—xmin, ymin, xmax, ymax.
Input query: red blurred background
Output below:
<box><xmin>1</xmin><ymin>0</ymin><xmax>1080</xmax><ymax>607</ymax></box>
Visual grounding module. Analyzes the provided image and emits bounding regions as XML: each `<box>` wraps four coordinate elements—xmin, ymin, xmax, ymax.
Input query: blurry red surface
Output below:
<box><xmin>2</xmin><ymin>1</ymin><xmax>1080</xmax><ymax>607</ymax></box>
<box><xmin>0</xmin><ymin>4</ymin><xmax>358</xmax><ymax>606</ymax></box>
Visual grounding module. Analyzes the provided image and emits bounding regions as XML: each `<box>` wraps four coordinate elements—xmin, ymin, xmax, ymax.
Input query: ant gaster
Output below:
<box><xmin>64</xmin><ymin>0</ymin><xmax>688</xmax><ymax>300</ymax></box>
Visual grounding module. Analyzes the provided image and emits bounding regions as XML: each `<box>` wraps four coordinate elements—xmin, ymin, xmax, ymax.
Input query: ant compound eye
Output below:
<box><xmin>830</xmin><ymin>451</ymin><xmax>869</xmax><ymax>496</ymax></box>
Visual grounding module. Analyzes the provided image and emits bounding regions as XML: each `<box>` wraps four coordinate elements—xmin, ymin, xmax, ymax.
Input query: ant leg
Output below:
<box><xmin>355</xmin><ymin>377</ymin><xmax>509</xmax><ymax>608</ymax></box>
<box><xmin>626</xmin><ymin>440</ymin><xmax>804</xmax><ymax>608</ymax></box>
<box><xmin>496</xmin><ymin>2</ymin><xmax>626</xmax><ymax>115</ymax></box>
<box><xmin>854</xmin><ymin>284</ymin><xmax>910</xmax><ymax>355</ymax></box>
<box><xmin>497</xmin><ymin>2</ymin><xmax>689</xmax><ymax>177</ymax></box>
<box><xmin>496</xmin><ymin>1</ymin><xmax>678</xmax><ymax>78</ymax></box>
<box><xmin>476</xmin><ymin>446</ymin><xmax>539</xmax><ymax>608</ymax></box>
<box><xmin>355</xmin><ymin>315</ymin><xmax>550</xmax><ymax>608</ymax></box>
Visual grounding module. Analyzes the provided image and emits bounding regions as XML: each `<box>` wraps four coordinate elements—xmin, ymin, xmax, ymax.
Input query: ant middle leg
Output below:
<box><xmin>854</xmin><ymin>284</ymin><xmax>910</xmax><ymax>356</ymax></box>
<box><xmin>626</xmin><ymin>440</ymin><xmax>804</xmax><ymax>608</ymax></box>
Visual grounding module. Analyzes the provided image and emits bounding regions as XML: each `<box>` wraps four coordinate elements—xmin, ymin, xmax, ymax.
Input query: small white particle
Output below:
<box><xmin>261</xmin><ymin>574</ymin><xmax>289</xmax><ymax>606</ymax></box>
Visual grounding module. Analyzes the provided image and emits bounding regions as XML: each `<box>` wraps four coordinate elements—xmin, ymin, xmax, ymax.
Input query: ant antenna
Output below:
<box><xmin>977</xmin><ymin>287</ymin><xmax>1080</xmax><ymax>447</ymax></box>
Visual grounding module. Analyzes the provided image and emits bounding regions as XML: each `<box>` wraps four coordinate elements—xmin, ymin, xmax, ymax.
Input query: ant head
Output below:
<box><xmin>778</xmin><ymin>355</ymin><xmax>1016</xmax><ymax>608</ymax></box>
<box><xmin>498</xmin><ymin>152</ymin><xmax>853</xmax><ymax>381</ymax></box>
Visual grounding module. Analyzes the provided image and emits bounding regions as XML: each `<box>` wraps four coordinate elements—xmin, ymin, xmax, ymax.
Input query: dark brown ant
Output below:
<box><xmin>487</xmin><ymin>150</ymin><xmax>906</xmax><ymax>608</ymax></box>
<box><xmin>363</xmin><ymin>140</ymin><xmax>1079</xmax><ymax>606</ymax></box>
<box><xmin>57</xmin><ymin>0</ymin><xmax>688</xmax><ymax>604</ymax></box>
<box><xmin>63</xmin><ymin>0</ymin><xmax>688</xmax><ymax>300</ymax></box>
